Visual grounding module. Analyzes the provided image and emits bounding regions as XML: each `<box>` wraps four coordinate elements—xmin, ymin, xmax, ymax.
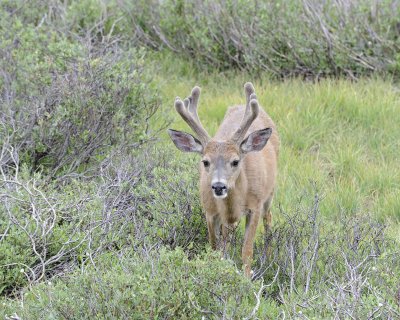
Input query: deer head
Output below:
<box><xmin>168</xmin><ymin>83</ymin><xmax>272</xmax><ymax>199</ymax></box>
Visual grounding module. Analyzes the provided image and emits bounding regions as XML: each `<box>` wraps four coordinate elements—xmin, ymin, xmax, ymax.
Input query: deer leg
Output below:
<box><xmin>242</xmin><ymin>208</ymin><xmax>261</xmax><ymax>278</ymax></box>
<box><xmin>263</xmin><ymin>210</ymin><xmax>272</xmax><ymax>234</ymax></box>
<box><xmin>245</xmin><ymin>210</ymin><xmax>251</xmax><ymax>229</ymax></box>
<box><xmin>263</xmin><ymin>198</ymin><xmax>273</xmax><ymax>258</ymax></box>
<box><xmin>206</xmin><ymin>214</ymin><xmax>221</xmax><ymax>250</ymax></box>
<box><xmin>220</xmin><ymin>222</ymin><xmax>238</xmax><ymax>255</ymax></box>
<box><xmin>220</xmin><ymin>224</ymin><xmax>229</xmax><ymax>253</ymax></box>
<box><xmin>263</xmin><ymin>198</ymin><xmax>272</xmax><ymax>234</ymax></box>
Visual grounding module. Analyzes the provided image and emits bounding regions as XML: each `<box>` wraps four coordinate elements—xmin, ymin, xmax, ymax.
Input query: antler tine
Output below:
<box><xmin>232</xmin><ymin>83</ymin><xmax>259</xmax><ymax>143</ymax></box>
<box><xmin>183</xmin><ymin>97</ymin><xmax>190</xmax><ymax>108</ymax></box>
<box><xmin>187</xmin><ymin>86</ymin><xmax>201</xmax><ymax>123</ymax></box>
<box><xmin>244</xmin><ymin>82</ymin><xmax>255</xmax><ymax>113</ymax></box>
<box><xmin>175</xmin><ymin>93</ymin><xmax>210</xmax><ymax>146</ymax></box>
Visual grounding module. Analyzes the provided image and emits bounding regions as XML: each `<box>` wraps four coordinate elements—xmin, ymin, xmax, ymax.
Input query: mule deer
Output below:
<box><xmin>168</xmin><ymin>83</ymin><xmax>279</xmax><ymax>277</ymax></box>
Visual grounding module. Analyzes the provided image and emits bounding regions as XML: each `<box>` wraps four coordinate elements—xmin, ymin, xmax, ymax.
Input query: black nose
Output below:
<box><xmin>212</xmin><ymin>182</ymin><xmax>227</xmax><ymax>196</ymax></box>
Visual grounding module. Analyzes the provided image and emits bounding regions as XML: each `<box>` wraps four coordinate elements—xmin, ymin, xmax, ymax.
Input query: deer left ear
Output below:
<box><xmin>240</xmin><ymin>128</ymin><xmax>272</xmax><ymax>154</ymax></box>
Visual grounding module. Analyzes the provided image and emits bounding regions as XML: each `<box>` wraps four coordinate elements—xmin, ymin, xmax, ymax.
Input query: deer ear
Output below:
<box><xmin>168</xmin><ymin>129</ymin><xmax>203</xmax><ymax>154</ymax></box>
<box><xmin>240</xmin><ymin>128</ymin><xmax>272</xmax><ymax>154</ymax></box>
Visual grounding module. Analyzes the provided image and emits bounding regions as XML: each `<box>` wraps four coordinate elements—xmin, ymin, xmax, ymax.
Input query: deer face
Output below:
<box><xmin>201</xmin><ymin>141</ymin><xmax>241</xmax><ymax>198</ymax></box>
<box><xmin>168</xmin><ymin>129</ymin><xmax>272</xmax><ymax>199</ymax></box>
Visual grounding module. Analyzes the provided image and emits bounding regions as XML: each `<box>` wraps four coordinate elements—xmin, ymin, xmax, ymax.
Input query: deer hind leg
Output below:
<box><xmin>242</xmin><ymin>208</ymin><xmax>261</xmax><ymax>278</ymax></box>
<box><xmin>263</xmin><ymin>198</ymin><xmax>273</xmax><ymax>235</ymax></box>
<box><xmin>263</xmin><ymin>197</ymin><xmax>273</xmax><ymax>258</ymax></box>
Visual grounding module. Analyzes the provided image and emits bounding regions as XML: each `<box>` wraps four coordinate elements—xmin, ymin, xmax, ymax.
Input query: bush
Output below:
<box><xmin>0</xmin><ymin>146</ymin><xmax>207</xmax><ymax>297</ymax></box>
<box><xmin>133</xmin><ymin>154</ymin><xmax>207</xmax><ymax>252</ymax></box>
<box><xmin>3</xmin><ymin>0</ymin><xmax>400</xmax><ymax>79</ymax></box>
<box><xmin>0</xmin><ymin>1</ymin><xmax>164</xmax><ymax>178</ymax></box>
<box><xmin>126</xmin><ymin>0</ymin><xmax>400</xmax><ymax>78</ymax></box>
<box><xmin>1</xmin><ymin>249</ymin><xmax>274</xmax><ymax>319</ymax></box>
<box><xmin>0</xmin><ymin>0</ymin><xmax>173</xmax><ymax>298</ymax></box>
<box><xmin>248</xmin><ymin>192</ymin><xmax>399</xmax><ymax>318</ymax></box>
<box><xmin>2</xmin><ymin>186</ymin><xmax>399</xmax><ymax>318</ymax></box>
<box><xmin>3</xmin><ymin>0</ymin><xmax>400</xmax><ymax>78</ymax></box>
<box><xmin>28</xmin><ymin>47</ymin><xmax>160</xmax><ymax>176</ymax></box>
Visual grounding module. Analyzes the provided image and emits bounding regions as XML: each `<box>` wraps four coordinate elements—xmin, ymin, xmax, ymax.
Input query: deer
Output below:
<box><xmin>168</xmin><ymin>83</ymin><xmax>279</xmax><ymax>278</ymax></box>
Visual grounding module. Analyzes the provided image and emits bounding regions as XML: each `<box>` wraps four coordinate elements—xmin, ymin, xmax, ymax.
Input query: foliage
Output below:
<box><xmin>1</xmin><ymin>249</ymin><xmax>271</xmax><ymax>319</ymax></box>
<box><xmin>3</xmin><ymin>0</ymin><xmax>400</xmax><ymax>78</ymax></box>
<box><xmin>0</xmin><ymin>146</ymin><xmax>206</xmax><ymax>297</ymax></box>
<box><xmin>126</xmin><ymin>0</ymin><xmax>400</xmax><ymax>78</ymax></box>
<box><xmin>258</xmin><ymin>195</ymin><xmax>400</xmax><ymax>318</ymax></box>
<box><xmin>1</xmin><ymin>191</ymin><xmax>399</xmax><ymax>319</ymax></box>
<box><xmin>0</xmin><ymin>0</ymin><xmax>163</xmax><ymax>178</ymax></box>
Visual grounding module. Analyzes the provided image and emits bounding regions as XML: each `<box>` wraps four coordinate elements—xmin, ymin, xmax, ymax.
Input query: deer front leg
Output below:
<box><xmin>220</xmin><ymin>223</ymin><xmax>236</xmax><ymax>255</ymax></box>
<box><xmin>242</xmin><ymin>208</ymin><xmax>261</xmax><ymax>278</ymax></box>
<box><xmin>206</xmin><ymin>214</ymin><xmax>221</xmax><ymax>250</ymax></box>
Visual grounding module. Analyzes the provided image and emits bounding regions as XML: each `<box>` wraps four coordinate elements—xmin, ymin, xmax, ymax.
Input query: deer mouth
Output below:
<box><xmin>213</xmin><ymin>192</ymin><xmax>227</xmax><ymax>199</ymax></box>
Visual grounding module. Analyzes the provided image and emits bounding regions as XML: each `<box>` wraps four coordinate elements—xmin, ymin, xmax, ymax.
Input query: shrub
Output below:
<box><xmin>3</xmin><ymin>0</ymin><xmax>400</xmax><ymax>78</ymax></box>
<box><xmin>0</xmin><ymin>1</ymin><xmax>163</xmax><ymax>178</ymax></box>
<box><xmin>2</xmin><ymin>186</ymin><xmax>399</xmax><ymax>318</ymax></box>
<box><xmin>125</xmin><ymin>0</ymin><xmax>400</xmax><ymax>78</ymax></box>
<box><xmin>1</xmin><ymin>249</ymin><xmax>275</xmax><ymax>319</ymax></box>
<box><xmin>0</xmin><ymin>146</ymin><xmax>207</xmax><ymax>297</ymax></box>
<box><xmin>133</xmin><ymin>153</ymin><xmax>207</xmax><ymax>252</ymax></box>
<box><xmin>252</xmin><ymin>192</ymin><xmax>399</xmax><ymax>318</ymax></box>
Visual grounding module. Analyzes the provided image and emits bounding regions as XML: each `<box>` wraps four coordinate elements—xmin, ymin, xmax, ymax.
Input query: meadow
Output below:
<box><xmin>1</xmin><ymin>1</ymin><xmax>400</xmax><ymax>319</ymax></box>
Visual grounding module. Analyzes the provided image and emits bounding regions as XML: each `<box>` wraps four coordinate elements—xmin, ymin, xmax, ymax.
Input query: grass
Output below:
<box><xmin>156</xmin><ymin>54</ymin><xmax>400</xmax><ymax>238</ymax></box>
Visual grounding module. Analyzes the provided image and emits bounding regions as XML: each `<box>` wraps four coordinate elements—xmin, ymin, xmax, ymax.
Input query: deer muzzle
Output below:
<box><xmin>212</xmin><ymin>182</ymin><xmax>227</xmax><ymax>198</ymax></box>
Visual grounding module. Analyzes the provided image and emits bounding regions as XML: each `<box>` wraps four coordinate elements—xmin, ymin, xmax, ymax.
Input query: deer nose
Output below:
<box><xmin>212</xmin><ymin>182</ymin><xmax>227</xmax><ymax>196</ymax></box>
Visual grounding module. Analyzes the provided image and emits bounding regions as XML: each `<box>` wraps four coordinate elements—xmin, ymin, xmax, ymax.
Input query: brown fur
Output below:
<box><xmin>200</xmin><ymin>105</ymin><xmax>279</xmax><ymax>277</ymax></box>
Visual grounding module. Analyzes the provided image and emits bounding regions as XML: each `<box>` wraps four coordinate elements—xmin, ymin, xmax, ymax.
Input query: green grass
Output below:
<box><xmin>157</xmin><ymin>56</ymin><xmax>400</xmax><ymax>238</ymax></box>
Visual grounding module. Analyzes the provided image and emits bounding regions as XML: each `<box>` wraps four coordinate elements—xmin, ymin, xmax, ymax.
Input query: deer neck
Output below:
<box><xmin>229</xmin><ymin>169</ymin><xmax>247</xmax><ymax>198</ymax></box>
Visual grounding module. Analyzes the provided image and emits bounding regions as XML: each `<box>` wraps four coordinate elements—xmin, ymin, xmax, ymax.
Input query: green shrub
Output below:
<box><xmin>2</xmin><ymin>186</ymin><xmax>398</xmax><ymax>318</ymax></box>
<box><xmin>0</xmin><ymin>147</ymin><xmax>207</xmax><ymax>297</ymax></box>
<box><xmin>3</xmin><ymin>0</ymin><xmax>400</xmax><ymax>78</ymax></box>
<box><xmin>0</xmin><ymin>2</ymin><xmax>163</xmax><ymax>177</ymax></box>
<box><xmin>126</xmin><ymin>0</ymin><xmax>400</xmax><ymax>78</ymax></box>
<box><xmin>1</xmin><ymin>249</ymin><xmax>275</xmax><ymax>319</ymax></box>
<box><xmin>253</xmin><ymin>193</ymin><xmax>400</xmax><ymax>318</ymax></box>
<box><xmin>0</xmin><ymin>165</ymin><xmax>98</xmax><ymax>296</ymax></box>
<box><xmin>133</xmin><ymin>153</ymin><xmax>207</xmax><ymax>252</ymax></box>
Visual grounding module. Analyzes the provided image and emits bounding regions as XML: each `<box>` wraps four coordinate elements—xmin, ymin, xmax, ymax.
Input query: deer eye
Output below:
<box><xmin>202</xmin><ymin>160</ymin><xmax>210</xmax><ymax>168</ymax></box>
<box><xmin>231</xmin><ymin>160</ymin><xmax>239</xmax><ymax>167</ymax></box>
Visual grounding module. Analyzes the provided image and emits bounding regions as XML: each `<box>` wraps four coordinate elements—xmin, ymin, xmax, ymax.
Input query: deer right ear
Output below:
<box><xmin>168</xmin><ymin>129</ymin><xmax>203</xmax><ymax>154</ymax></box>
